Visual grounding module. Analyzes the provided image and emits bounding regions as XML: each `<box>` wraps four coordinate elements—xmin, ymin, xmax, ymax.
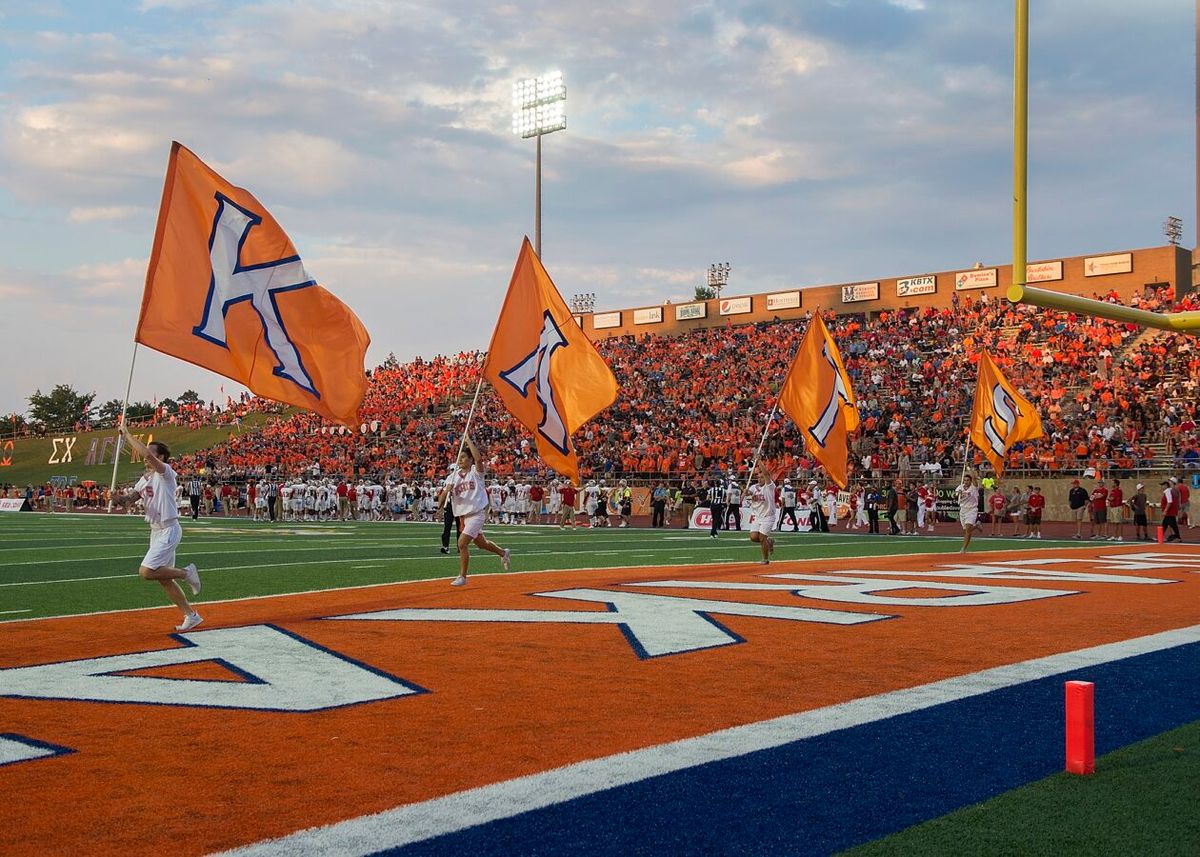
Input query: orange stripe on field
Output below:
<box><xmin>1</xmin><ymin>545</ymin><xmax>1198</xmax><ymax>855</ymax></box>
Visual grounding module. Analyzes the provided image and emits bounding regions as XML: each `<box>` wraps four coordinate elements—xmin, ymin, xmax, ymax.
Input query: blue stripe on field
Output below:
<box><xmin>377</xmin><ymin>642</ymin><xmax>1200</xmax><ymax>857</ymax></box>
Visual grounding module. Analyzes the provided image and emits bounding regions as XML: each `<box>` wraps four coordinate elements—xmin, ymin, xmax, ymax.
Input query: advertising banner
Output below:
<box><xmin>633</xmin><ymin>307</ymin><xmax>664</xmax><ymax>325</ymax></box>
<box><xmin>954</xmin><ymin>269</ymin><xmax>998</xmax><ymax>291</ymax></box>
<box><xmin>840</xmin><ymin>282</ymin><xmax>879</xmax><ymax>303</ymax></box>
<box><xmin>766</xmin><ymin>291</ymin><xmax>801</xmax><ymax>311</ymax></box>
<box><xmin>719</xmin><ymin>297</ymin><xmax>752</xmax><ymax>316</ymax></box>
<box><xmin>1083</xmin><ymin>253</ymin><xmax>1132</xmax><ymax>277</ymax></box>
<box><xmin>592</xmin><ymin>311</ymin><xmax>622</xmax><ymax>330</ymax></box>
<box><xmin>896</xmin><ymin>275</ymin><xmax>936</xmax><ymax>297</ymax></box>
<box><xmin>1026</xmin><ymin>261</ymin><xmax>1063</xmax><ymax>283</ymax></box>
<box><xmin>675</xmin><ymin>302</ymin><xmax>707</xmax><ymax>321</ymax></box>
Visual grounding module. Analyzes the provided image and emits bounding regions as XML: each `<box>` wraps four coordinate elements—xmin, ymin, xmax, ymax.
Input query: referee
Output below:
<box><xmin>706</xmin><ymin>480</ymin><xmax>725</xmax><ymax>539</ymax></box>
<box><xmin>188</xmin><ymin>475</ymin><xmax>204</xmax><ymax>520</ymax></box>
<box><xmin>437</xmin><ymin>462</ymin><xmax>462</xmax><ymax>554</ymax></box>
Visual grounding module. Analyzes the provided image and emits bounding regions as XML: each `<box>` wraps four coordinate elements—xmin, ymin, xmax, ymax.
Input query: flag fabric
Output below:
<box><xmin>778</xmin><ymin>313</ymin><xmax>860</xmax><ymax>488</ymax></box>
<box><xmin>968</xmin><ymin>350</ymin><xmax>1044</xmax><ymax>475</ymax></box>
<box><xmin>136</xmin><ymin>142</ymin><xmax>370</xmax><ymax>426</ymax></box>
<box><xmin>482</xmin><ymin>238</ymin><xmax>618</xmax><ymax>484</ymax></box>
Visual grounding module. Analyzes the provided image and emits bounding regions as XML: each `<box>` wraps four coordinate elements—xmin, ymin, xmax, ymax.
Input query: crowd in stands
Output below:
<box><xmin>152</xmin><ymin>287</ymin><xmax>1197</xmax><ymax>489</ymax></box>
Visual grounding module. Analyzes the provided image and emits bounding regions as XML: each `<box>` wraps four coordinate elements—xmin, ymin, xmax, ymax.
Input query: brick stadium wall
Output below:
<box><xmin>579</xmin><ymin>245</ymin><xmax>1192</xmax><ymax>342</ymax></box>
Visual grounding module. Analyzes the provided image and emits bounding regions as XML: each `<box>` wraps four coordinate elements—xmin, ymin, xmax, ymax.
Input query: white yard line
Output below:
<box><xmin>2</xmin><ymin>544</ymin><xmax>1178</xmax><ymax>624</ymax></box>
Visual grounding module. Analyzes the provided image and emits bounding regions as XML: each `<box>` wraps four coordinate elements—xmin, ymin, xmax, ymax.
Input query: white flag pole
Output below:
<box><xmin>106</xmin><ymin>342</ymin><xmax>139</xmax><ymax>512</ymax></box>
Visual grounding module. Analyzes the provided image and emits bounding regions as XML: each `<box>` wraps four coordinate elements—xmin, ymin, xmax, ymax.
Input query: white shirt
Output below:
<box><xmin>956</xmin><ymin>484</ymin><xmax>979</xmax><ymax>516</ymax></box>
<box><xmin>747</xmin><ymin>481</ymin><xmax>777</xmax><ymax>520</ymax></box>
<box><xmin>449</xmin><ymin>466</ymin><xmax>489</xmax><ymax>516</ymax></box>
<box><xmin>135</xmin><ymin>463</ymin><xmax>179</xmax><ymax>527</ymax></box>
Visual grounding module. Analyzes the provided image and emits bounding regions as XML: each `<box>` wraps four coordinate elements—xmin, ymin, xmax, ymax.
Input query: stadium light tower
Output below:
<box><xmin>707</xmin><ymin>262</ymin><xmax>731</xmax><ymax>298</ymax></box>
<box><xmin>512</xmin><ymin>71</ymin><xmax>566</xmax><ymax>258</ymax></box>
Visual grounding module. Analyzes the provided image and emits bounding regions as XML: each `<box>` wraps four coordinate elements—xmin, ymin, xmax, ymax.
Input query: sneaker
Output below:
<box><xmin>1036</xmin><ymin>534</ymin><xmax>1043</xmax><ymax>539</ymax></box>
<box><xmin>451</xmin><ymin>575</ymin><xmax>466</xmax><ymax>586</ymax></box>
<box><xmin>760</xmin><ymin>559</ymin><xmax>770</xmax><ymax>565</ymax></box>
<box><xmin>1116</xmin><ymin>536</ymin><xmax>1123</xmax><ymax>542</ymax></box>
<box><xmin>501</xmin><ymin>549</ymin><xmax>511</xmax><ymax>572</ymax></box>
<box><xmin>439</xmin><ymin>547</ymin><xmax>449</xmax><ymax>555</ymax></box>
<box><xmin>1072</xmin><ymin>534</ymin><xmax>1081</xmax><ymax>540</ymax></box>
<box><xmin>175</xmin><ymin>612</ymin><xmax>203</xmax><ymax>632</ymax></box>
<box><xmin>184</xmin><ymin>564</ymin><xmax>201</xmax><ymax>596</ymax></box>
<box><xmin>710</xmin><ymin>533</ymin><xmax>718</xmax><ymax>539</ymax></box>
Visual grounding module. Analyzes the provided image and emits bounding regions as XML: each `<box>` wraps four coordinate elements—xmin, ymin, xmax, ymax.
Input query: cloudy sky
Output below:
<box><xmin>0</xmin><ymin>0</ymin><xmax>1192</xmax><ymax>415</ymax></box>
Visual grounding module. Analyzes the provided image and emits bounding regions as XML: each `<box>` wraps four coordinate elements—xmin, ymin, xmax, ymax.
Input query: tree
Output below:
<box><xmin>694</xmin><ymin>284</ymin><xmax>717</xmax><ymax>301</ymax></box>
<box><xmin>28</xmin><ymin>384</ymin><xmax>94</xmax><ymax>430</ymax></box>
<box><xmin>177</xmin><ymin>390</ymin><xmax>201</xmax><ymax>407</ymax></box>
<box><xmin>95</xmin><ymin>399</ymin><xmax>125</xmax><ymax>426</ymax></box>
<box><xmin>158</xmin><ymin>397</ymin><xmax>179</xmax><ymax>416</ymax></box>
<box><xmin>126</xmin><ymin>401</ymin><xmax>156</xmax><ymax>422</ymax></box>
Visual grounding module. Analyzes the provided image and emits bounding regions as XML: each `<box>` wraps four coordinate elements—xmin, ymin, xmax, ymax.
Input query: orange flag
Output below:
<box><xmin>482</xmin><ymin>239</ymin><xmax>618</xmax><ymax>484</ymax></box>
<box><xmin>778</xmin><ymin>313</ymin><xmax>860</xmax><ymax>488</ymax></box>
<box><xmin>968</xmin><ymin>350</ymin><xmax>1044</xmax><ymax>475</ymax></box>
<box><xmin>136</xmin><ymin>142</ymin><xmax>370</xmax><ymax>426</ymax></box>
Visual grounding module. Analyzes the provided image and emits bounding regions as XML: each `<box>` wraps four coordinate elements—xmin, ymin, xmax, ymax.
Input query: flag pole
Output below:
<box><xmin>106</xmin><ymin>342</ymin><xmax>139</xmax><ymax>512</ymax></box>
<box><xmin>744</xmin><ymin>400</ymin><xmax>779</xmax><ymax>494</ymax></box>
<box><xmin>439</xmin><ymin>372</ymin><xmax>486</xmax><ymax>513</ymax></box>
<box><xmin>456</xmin><ymin>373</ymin><xmax>486</xmax><ymax>460</ymax></box>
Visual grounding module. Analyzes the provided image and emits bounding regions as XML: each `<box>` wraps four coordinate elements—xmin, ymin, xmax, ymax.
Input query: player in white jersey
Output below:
<box><xmin>119</xmin><ymin>425</ymin><xmax>202</xmax><ymax>631</ymax></box>
<box><xmin>746</xmin><ymin>468</ymin><xmax>778</xmax><ymax>565</ymax></box>
<box><xmin>255</xmin><ymin>480</ymin><xmax>268</xmax><ymax>519</ymax></box>
<box><xmin>584</xmin><ymin>481</ymin><xmax>600</xmax><ymax>525</ymax></box>
<box><xmin>487</xmin><ymin>482</ymin><xmax>503</xmax><ymax>523</ymax></box>
<box><xmin>516</xmin><ymin>482</ymin><xmax>531</xmax><ymax>524</ymax></box>
<box><xmin>447</xmin><ymin>435</ymin><xmax>511</xmax><ymax>586</ymax></box>
<box><xmin>546</xmin><ymin>481</ymin><xmax>562</xmax><ymax>517</ymax></box>
<box><xmin>356</xmin><ymin>481</ymin><xmax>370</xmax><ymax>520</ymax></box>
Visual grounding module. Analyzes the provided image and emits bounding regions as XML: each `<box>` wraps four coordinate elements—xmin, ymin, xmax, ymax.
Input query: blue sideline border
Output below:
<box><xmin>379</xmin><ymin>642</ymin><xmax>1200</xmax><ymax>856</ymax></box>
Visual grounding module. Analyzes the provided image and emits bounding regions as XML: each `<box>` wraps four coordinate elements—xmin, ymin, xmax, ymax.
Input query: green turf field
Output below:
<box><xmin>0</xmin><ymin>513</ymin><xmax>1087</xmax><ymax>622</ymax></box>
<box><xmin>842</xmin><ymin>720</ymin><xmax>1200</xmax><ymax>857</ymax></box>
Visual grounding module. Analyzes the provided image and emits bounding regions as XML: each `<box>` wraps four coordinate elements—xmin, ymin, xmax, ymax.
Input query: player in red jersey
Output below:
<box><xmin>1106</xmin><ymin>479</ymin><xmax>1124</xmax><ymax>541</ymax></box>
<box><xmin>559</xmin><ymin>483</ymin><xmax>578</xmax><ymax>529</ymax></box>
<box><xmin>1088</xmin><ymin>480</ymin><xmax>1109</xmax><ymax>540</ymax></box>
<box><xmin>1026</xmin><ymin>485</ymin><xmax>1045</xmax><ymax>539</ymax></box>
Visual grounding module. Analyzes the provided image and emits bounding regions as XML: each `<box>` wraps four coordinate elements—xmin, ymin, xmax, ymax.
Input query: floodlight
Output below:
<box><xmin>512</xmin><ymin>71</ymin><xmax>567</xmax><ymax>139</ymax></box>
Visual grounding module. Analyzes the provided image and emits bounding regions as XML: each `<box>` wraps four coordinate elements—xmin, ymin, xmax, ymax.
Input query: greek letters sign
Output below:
<box><xmin>633</xmin><ymin>307</ymin><xmax>664</xmax><ymax>325</ymax></box>
<box><xmin>592</xmin><ymin>311</ymin><xmax>622</xmax><ymax>330</ymax></box>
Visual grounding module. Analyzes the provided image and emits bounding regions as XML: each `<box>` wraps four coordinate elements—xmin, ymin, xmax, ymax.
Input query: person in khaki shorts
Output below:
<box><xmin>1067</xmin><ymin>479</ymin><xmax>1089</xmax><ymax>539</ymax></box>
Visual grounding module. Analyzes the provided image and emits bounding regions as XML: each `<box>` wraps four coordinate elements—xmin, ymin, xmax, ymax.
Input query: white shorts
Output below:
<box><xmin>143</xmin><ymin>521</ymin><xmax>182</xmax><ymax>570</ymax></box>
<box><xmin>751</xmin><ymin>519</ymin><xmax>774</xmax><ymax>536</ymax></box>
<box><xmin>960</xmin><ymin>512</ymin><xmax>978</xmax><ymax>528</ymax></box>
<box><xmin>255</xmin><ymin>498</ymin><xmax>266</xmax><ymax>508</ymax></box>
<box><xmin>461</xmin><ymin>509</ymin><xmax>486</xmax><ymax>538</ymax></box>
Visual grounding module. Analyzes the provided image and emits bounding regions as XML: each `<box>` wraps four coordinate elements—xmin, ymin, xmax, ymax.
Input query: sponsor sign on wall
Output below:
<box><xmin>633</xmin><ymin>306</ymin><xmax>664</xmax><ymax>325</ymax></box>
<box><xmin>719</xmin><ymin>297</ymin><xmax>753</xmax><ymax>316</ymax></box>
<box><xmin>840</xmin><ymin>282</ymin><xmax>879</xmax><ymax>303</ymax></box>
<box><xmin>592</xmin><ymin>311</ymin><xmax>622</xmax><ymax>330</ymax></box>
<box><xmin>1026</xmin><ymin>260</ymin><xmax>1063</xmax><ymax>283</ymax></box>
<box><xmin>0</xmin><ymin>498</ymin><xmax>30</xmax><ymax>512</ymax></box>
<box><xmin>896</xmin><ymin>275</ymin><xmax>936</xmax><ymax>297</ymax></box>
<box><xmin>954</xmin><ymin>268</ymin><xmax>998</xmax><ymax>291</ymax></box>
<box><xmin>688</xmin><ymin>504</ymin><xmax>811</xmax><ymax>532</ymax></box>
<box><xmin>765</xmin><ymin>291</ymin><xmax>801</xmax><ymax>311</ymax></box>
<box><xmin>675</xmin><ymin>302</ymin><xmax>707</xmax><ymax>321</ymax></box>
<box><xmin>1083</xmin><ymin>253</ymin><xmax>1133</xmax><ymax>277</ymax></box>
